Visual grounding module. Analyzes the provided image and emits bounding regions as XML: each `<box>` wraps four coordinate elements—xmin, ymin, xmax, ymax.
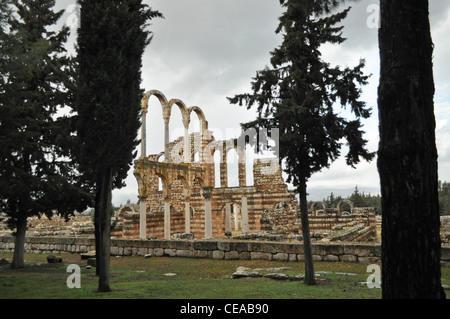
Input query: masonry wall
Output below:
<box><xmin>1</xmin><ymin>236</ymin><xmax>449</xmax><ymax>266</ymax></box>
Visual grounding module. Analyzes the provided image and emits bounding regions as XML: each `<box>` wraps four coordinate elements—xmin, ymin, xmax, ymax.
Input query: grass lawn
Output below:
<box><xmin>0</xmin><ymin>252</ymin><xmax>449</xmax><ymax>299</ymax></box>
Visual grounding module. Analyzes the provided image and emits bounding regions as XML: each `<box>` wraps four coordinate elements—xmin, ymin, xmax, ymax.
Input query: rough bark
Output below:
<box><xmin>298</xmin><ymin>177</ymin><xmax>315</xmax><ymax>286</ymax></box>
<box><xmin>95</xmin><ymin>168</ymin><xmax>113</xmax><ymax>293</ymax></box>
<box><xmin>11</xmin><ymin>214</ymin><xmax>26</xmax><ymax>269</ymax></box>
<box><xmin>378</xmin><ymin>0</ymin><xmax>445</xmax><ymax>299</ymax></box>
<box><xmin>95</xmin><ymin>209</ymin><xmax>100</xmax><ymax>277</ymax></box>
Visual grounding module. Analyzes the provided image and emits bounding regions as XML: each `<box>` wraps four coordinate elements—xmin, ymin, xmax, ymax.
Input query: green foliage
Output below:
<box><xmin>0</xmin><ymin>253</ymin><xmax>389</xmax><ymax>299</ymax></box>
<box><xmin>0</xmin><ymin>0</ymin><xmax>92</xmax><ymax>228</ymax></box>
<box><xmin>318</xmin><ymin>186</ymin><xmax>382</xmax><ymax>214</ymax></box>
<box><xmin>75</xmin><ymin>0</ymin><xmax>163</xmax><ymax>189</ymax></box>
<box><xmin>317</xmin><ymin>181</ymin><xmax>450</xmax><ymax>216</ymax></box>
<box><xmin>228</xmin><ymin>0</ymin><xmax>374</xmax><ymax>191</ymax></box>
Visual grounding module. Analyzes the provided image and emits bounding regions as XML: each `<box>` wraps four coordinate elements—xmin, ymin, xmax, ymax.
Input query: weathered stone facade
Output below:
<box><xmin>129</xmin><ymin>90</ymin><xmax>300</xmax><ymax>240</ymax></box>
<box><xmin>0</xmin><ymin>90</ymin><xmax>378</xmax><ymax>243</ymax></box>
<box><xmin>112</xmin><ymin>90</ymin><xmax>378</xmax><ymax>242</ymax></box>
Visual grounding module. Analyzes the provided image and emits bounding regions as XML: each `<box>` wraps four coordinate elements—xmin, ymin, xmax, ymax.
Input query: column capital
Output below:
<box><xmin>222</xmin><ymin>194</ymin><xmax>232</xmax><ymax>201</ymax></box>
<box><xmin>202</xmin><ymin>186</ymin><xmax>214</xmax><ymax>199</ymax></box>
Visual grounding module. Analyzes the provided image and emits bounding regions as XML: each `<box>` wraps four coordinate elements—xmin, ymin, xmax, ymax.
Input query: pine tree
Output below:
<box><xmin>229</xmin><ymin>0</ymin><xmax>374</xmax><ymax>285</ymax></box>
<box><xmin>76</xmin><ymin>0</ymin><xmax>162</xmax><ymax>292</ymax></box>
<box><xmin>0</xmin><ymin>0</ymin><xmax>92</xmax><ymax>269</ymax></box>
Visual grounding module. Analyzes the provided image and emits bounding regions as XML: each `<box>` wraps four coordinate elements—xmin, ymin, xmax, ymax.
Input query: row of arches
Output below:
<box><xmin>140</xmin><ymin>90</ymin><xmax>208</xmax><ymax>162</ymax></box>
<box><xmin>310</xmin><ymin>200</ymin><xmax>355</xmax><ymax>216</ymax></box>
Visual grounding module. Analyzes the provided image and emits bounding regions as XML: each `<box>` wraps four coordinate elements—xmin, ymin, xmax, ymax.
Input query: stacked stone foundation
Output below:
<box><xmin>1</xmin><ymin>236</ymin><xmax>449</xmax><ymax>266</ymax></box>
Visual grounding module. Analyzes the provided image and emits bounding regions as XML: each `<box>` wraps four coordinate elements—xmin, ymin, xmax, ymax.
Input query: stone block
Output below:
<box><xmin>172</xmin><ymin>241</ymin><xmax>193</xmax><ymax>250</ymax></box>
<box><xmin>323</xmin><ymin>254</ymin><xmax>339</xmax><ymax>262</ymax></box>
<box><xmin>285</xmin><ymin>244</ymin><xmax>303</xmax><ymax>254</ymax></box>
<box><xmin>250</xmin><ymin>252</ymin><xmax>272</xmax><ymax>260</ymax></box>
<box><xmin>123</xmin><ymin>247</ymin><xmax>132</xmax><ymax>256</ymax></box>
<box><xmin>343</xmin><ymin>244</ymin><xmax>376</xmax><ymax>257</ymax></box>
<box><xmin>194</xmin><ymin>250</ymin><xmax>208</xmax><ymax>258</ymax></box>
<box><xmin>313</xmin><ymin>244</ymin><xmax>344</xmax><ymax>256</ymax></box>
<box><xmin>137</xmin><ymin>247</ymin><xmax>147</xmax><ymax>256</ymax></box>
<box><xmin>194</xmin><ymin>241</ymin><xmax>217</xmax><ymax>251</ymax></box>
<box><xmin>225</xmin><ymin>251</ymin><xmax>239</xmax><ymax>260</ymax></box>
<box><xmin>153</xmin><ymin>248</ymin><xmax>164</xmax><ymax>257</ymax></box>
<box><xmin>239</xmin><ymin>251</ymin><xmax>251</xmax><ymax>260</ymax></box>
<box><xmin>212</xmin><ymin>250</ymin><xmax>225</xmax><ymax>259</ymax></box>
<box><xmin>273</xmin><ymin>253</ymin><xmax>288</xmax><ymax>261</ymax></box>
<box><xmin>164</xmin><ymin>248</ymin><xmax>176</xmax><ymax>256</ymax></box>
<box><xmin>110</xmin><ymin>246</ymin><xmax>119</xmax><ymax>256</ymax></box>
<box><xmin>217</xmin><ymin>241</ymin><xmax>231</xmax><ymax>251</ymax></box>
<box><xmin>259</xmin><ymin>243</ymin><xmax>285</xmax><ymax>254</ymax></box>
<box><xmin>176</xmin><ymin>249</ymin><xmax>194</xmax><ymax>258</ymax></box>
<box><xmin>340</xmin><ymin>254</ymin><xmax>357</xmax><ymax>262</ymax></box>
<box><xmin>229</xmin><ymin>242</ymin><xmax>249</xmax><ymax>253</ymax></box>
<box><xmin>358</xmin><ymin>256</ymin><xmax>380</xmax><ymax>263</ymax></box>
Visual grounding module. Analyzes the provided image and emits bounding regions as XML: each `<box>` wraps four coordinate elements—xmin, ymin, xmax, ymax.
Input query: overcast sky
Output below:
<box><xmin>54</xmin><ymin>0</ymin><xmax>450</xmax><ymax>206</ymax></box>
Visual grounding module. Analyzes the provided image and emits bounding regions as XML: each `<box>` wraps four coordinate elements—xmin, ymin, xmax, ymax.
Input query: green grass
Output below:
<box><xmin>0</xmin><ymin>252</ymin><xmax>448</xmax><ymax>299</ymax></box>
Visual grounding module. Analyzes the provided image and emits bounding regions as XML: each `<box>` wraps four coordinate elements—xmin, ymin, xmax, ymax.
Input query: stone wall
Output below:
<box><xmin>1</xmin><ymin>236</ymin><xmax>449</xmax><ymax>266</ymax></box>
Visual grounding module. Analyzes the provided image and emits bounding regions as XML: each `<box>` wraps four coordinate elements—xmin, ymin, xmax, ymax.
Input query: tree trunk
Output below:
<box><xmin>378</xmin><ymin>0</ymin><xmax>445</xmax><ymax>299</ymax></box>
<box><xmin>95</xmin><ymin>167</ymin><xmax>113</xmax><ymax>293</ymax></box>
<box><xmin>95</xmin><ymin>206</ymin><xmax>101</xmax><ymax>277</ymax></box>
<box><xmin>11</xmin><ymin>213</ymin><xmax>27</xmax><ymax>269</ymax></box>
<box><xmin>298</xmin><ymin>177</ymin><xmax>315</xmax><ymax>286</ymax></box>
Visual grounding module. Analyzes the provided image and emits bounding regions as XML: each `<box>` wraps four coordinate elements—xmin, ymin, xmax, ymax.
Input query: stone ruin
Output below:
<box><xmin>0</xmin><ymin>212</ymin><xmax>94</xmax><ymax>238</ymax></box>
<box><xmin>109</xmin><ymin>90</ymin><xmax>379</xmax><ymax>243</ymax></box>
<box><xmin>0</xmin><ymin>90</ymin><xmax>381</xmax><ymax>243</ymax></box>
<box><xmin>2</xmin><ymin>90</ymin><xmax>450</xmax><ymax>245</ymax></box>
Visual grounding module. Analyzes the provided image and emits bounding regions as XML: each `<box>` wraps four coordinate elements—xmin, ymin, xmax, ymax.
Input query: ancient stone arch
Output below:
<box><xmin>311</xmin><ymin>201</ymin><xmax>328</xmax><ymax>216</ymax></box>
<box><xmin>141</xmin><ymin>90</ymin><xmax>210</xmax><ymax>162</ymax></box>
<box><xmin>168</xmin><ymin>99</ymin><xmax>190</xmax><ymax>128</ymax></box>
<box><xmin>337</xmin><ymin>200</ymin><xmax>354</xmax><ymax>216</ymax></box>
<box><xmin>142</xmin><ymin>89</ymin><xmax>170</xmax><ymax>118</ymax></box>
<box><xmin>133</xmin><ymin>89</ymin><xmax>298</xmax><ymax>240</ymax></box>
<box><xmin>188</xmin><ymin>106</ymin><xmax>208</xmax><ymax>133</ymax></box>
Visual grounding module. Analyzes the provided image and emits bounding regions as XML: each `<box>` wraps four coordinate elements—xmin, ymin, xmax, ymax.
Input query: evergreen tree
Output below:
<box><xmin>349</xmin><ymin>186</ymin><xmax>366</xmax><ymax>207</ymax></box>
<box><xmin>76</xmin><ymin>0</ymin><xmax>162</xmax><ymax>292</ymax></box>
<box><xmin>378</xmin><ymin>0</ymin><xmax>445</xmax><ymax>298</ymax></box>
<box><xmin>229</xmin><ymin>0</ymin><xmax>374</xmax><ymax>285</ymax></box>
<box><xmin>0</xmin><ymin>0</ymin><xmax>91</xmax><ymax>269</ymax></box>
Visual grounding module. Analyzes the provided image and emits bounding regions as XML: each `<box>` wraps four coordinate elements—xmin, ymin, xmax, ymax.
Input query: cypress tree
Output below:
<box><xmin>229</xmin><ymin>0</ymin><xmax>374</xmax><ymax>285</ymax></box>
<box><xmin>0</xmin><ymin>0</ymin><xmax>92</xmax><ymax>269</ymax></box>
<box><xmin>76</xmin><ymin>0</ymin><xmax>162</xmax><ymax>292</ymax></box>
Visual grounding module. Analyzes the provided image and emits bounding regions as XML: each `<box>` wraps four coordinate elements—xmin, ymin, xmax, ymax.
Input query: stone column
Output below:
<box><xmin>238</xmin><ymin>148</ymin><xmax>246</xmax><ymax>187</ymax></box>
<box><xmin>139</xmin><ymin>201</ymin><xmax>147</xmax><ymax>239</ymax></box>
<box><xmin>241</xmin><ymin>195</ymin><xmax>249</xmax><ymax>234</ymax></box>
<box><xmin>184</xmin><ymin>127</ymin><xmax>190</xmax><ymax>163</ymax></box>
<box><xmin>225</xmin><ymin>200</ymin><xmax>232</xmax><ymax>234</ymax></box>
<box><xmin>164</xmin><ymin>198</ymin><xmax>171</xmax><ymax>239</ymax></box>
<box><xmin>185</xmin><ymin>201</ymin><xmax>191</xmax><ymax>234</ymax></box>
<box><xmin>164</xmin><ymin>120</ymin><xmax>170</xmax><ymax>161</ymax></box>
<box><xmin>141</xmin><ymin>111</ymin><xmax>147</xmax><ymax>158</ymax></box>
<box><xmin>202</xmin><ymin>187</ymin><xmax>213</xmax><ymax>239</ymax></box>
<box><xmin>220</xmin><ymin>146</ymin><xmax>227</xmax><ymax>188</ymax></box>
<box><xmin>234</xmin><ymin>204</ymin><xmax>240</xmax><ymax>230</ymax></box>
